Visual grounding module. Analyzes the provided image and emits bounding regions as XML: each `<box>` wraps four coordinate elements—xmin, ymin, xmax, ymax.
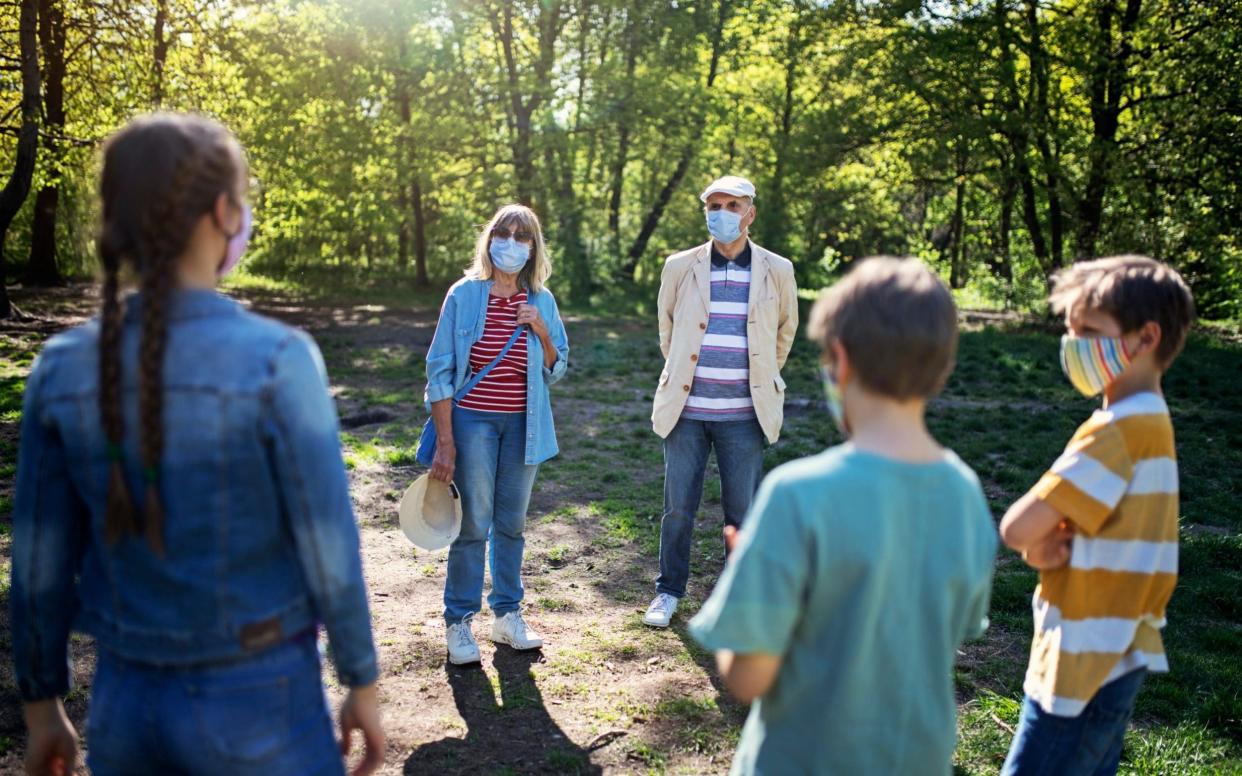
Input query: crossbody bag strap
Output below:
<box><xmin>452</xmin><ymin>323</ymin><xmax>527</xmax><ymax>403</ymax></box>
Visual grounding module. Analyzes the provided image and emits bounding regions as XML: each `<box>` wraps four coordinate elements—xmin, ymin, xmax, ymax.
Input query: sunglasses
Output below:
<box><xmin>493</xmin><ymin>227</ymin><xmax>534</xmax><ymax>243</ymax></box>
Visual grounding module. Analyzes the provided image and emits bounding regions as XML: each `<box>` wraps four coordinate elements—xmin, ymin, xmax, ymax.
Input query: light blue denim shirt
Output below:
<box><xmin>424</xmin><ymin>277</ymin><xmax>569</xmax><ymax>465</ymax></box>
<box><xmin>10</xmin><ymin>290</ymin><xmax>378</xmax><ymax>701</ymax></box>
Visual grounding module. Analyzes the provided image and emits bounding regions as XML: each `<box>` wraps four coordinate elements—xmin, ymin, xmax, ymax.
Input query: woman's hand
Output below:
<box><xmin>23</xmin><ymin>699</ymin><xmax>77</xmax><ymax>776</ymax></box>
<box><xmin>430</xmin><ymin>438</ymin><xmax>456</xmax><ymax>483</ymax></box>
<box><xmin>515</xmin><ymin>304</ymin><xmax>548</xmax><ymax>339</ymax></box>
<box><xmin>339</xmin><ymin>683</ymin><xmax>385</xmax><ymax>776</ymax></box>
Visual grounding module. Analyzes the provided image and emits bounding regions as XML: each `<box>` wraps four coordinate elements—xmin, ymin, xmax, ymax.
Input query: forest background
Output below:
<box><xmin>2</xmin><ymin>2</ymin><xmax>1242</xmax><ymax>772</ymax></box>
<box><xmin>1</xmin><ymin>0</ymin><xmax>1240</xmax><ymax>317</ymax></box>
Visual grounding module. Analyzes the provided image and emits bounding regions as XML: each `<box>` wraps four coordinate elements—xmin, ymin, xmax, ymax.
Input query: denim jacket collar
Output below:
<box><xmin>122</xmin><ymin>289</ymin><xmax>244</xmax><ymax>324</ymax></box>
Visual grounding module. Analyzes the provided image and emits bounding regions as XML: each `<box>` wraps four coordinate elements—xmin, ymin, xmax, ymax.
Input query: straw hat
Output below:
<box><xmin>399</xmin><ymin>473</ymin><xmax>462</xmax><ymax>550</ymax></box>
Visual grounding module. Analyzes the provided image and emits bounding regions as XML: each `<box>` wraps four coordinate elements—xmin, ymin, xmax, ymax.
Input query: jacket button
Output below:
<box><xmin>683</xmin><ymin>385</ymin><xmax>690</xmax><ymax>392</ymax></box>
<box><xmin>690</xmin><ymin>354</ymin><xmax>698</xmax><ymax>362</ymax></box>
<box><xmin>699</xmin><ymin>322</ymin><xmax>707</xmax><ymax>330</ymax></box>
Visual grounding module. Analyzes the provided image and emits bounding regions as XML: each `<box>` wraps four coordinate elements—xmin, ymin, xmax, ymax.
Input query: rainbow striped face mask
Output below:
<box><xmin>1059</xmin><ymin>334</ymin><xmax>1132</xmax><ymax>397</ymax></box>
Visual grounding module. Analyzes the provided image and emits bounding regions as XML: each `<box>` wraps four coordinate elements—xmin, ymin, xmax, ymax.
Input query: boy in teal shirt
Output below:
<box><xmin>690</xmin><ymin>257</ymin><xmax>997</xmax><ymax>775</ymax></box>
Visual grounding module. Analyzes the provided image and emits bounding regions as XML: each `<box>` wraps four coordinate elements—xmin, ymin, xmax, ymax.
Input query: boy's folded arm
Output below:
<box><xmin>999</xmin><ymin>491</ymin><xmax>1066</xmax><ymax>552</ymax></box>
<box><xmin>716</xmin><ymin>650</ymin><xmax>782</xmax><ymax>704</ymax></box>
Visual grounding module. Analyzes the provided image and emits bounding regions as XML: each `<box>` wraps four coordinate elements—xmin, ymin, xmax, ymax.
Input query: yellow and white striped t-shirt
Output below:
<box><xmin>1025</xmin><ymin>391</ymin><xmax>1178</xmax><ymax>717</ymax></box>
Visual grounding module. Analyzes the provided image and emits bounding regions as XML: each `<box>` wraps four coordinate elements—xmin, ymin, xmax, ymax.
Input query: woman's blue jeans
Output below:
<box><xmin>86</xmin><ymin>633</ymin><xmax>341</xmax><ymax>776</ymax></box>
<box><xmin>445</xmin><ymin>406</ymin><xmax>539</xmax><ymax>625</ymax></box>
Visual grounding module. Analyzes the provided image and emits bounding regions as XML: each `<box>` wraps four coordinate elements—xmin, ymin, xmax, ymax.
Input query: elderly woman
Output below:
<box><xmin>423</xmin><ymin>204</ymin><xmax>570</xmax><ymax>665</ymax></box>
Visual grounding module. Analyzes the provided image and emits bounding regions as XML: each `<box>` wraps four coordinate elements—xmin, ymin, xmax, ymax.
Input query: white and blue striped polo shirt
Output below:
<box><xmin>683</xmin><ymin>244</ymin><xmax>755</xmax><ymax>423</ymax></box>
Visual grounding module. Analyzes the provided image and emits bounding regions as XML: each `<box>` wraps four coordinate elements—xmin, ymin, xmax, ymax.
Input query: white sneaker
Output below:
<box><xmin>643</xmin><ymin>593</ymin><xmax>679</xmax><ymax>628</ymax></box>
<box><xmin>446</xmin><ymin>614</ymin><xmax>481</xmax><ymax>665</ymax></box>
<box><xmin>491</xmin><ymin>611</ymin><xmax>544</xmax><ymax>650</ymax></box>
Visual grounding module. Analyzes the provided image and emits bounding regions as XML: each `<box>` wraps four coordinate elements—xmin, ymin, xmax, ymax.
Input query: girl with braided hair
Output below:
<box><xmin>11</xmin><ymin>113</ymin><xmax>384</xmax><ymax>776</ymax></box>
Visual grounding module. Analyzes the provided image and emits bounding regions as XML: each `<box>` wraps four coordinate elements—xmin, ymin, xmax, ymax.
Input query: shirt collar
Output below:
<box><xmin>710</xmin><ymin>241</ymin><xmax>752</xmax><ymax>269</ymax></box>
<box><xmin>122</xmin><ymin>289</ymin><xmax>244</xmax><ymax>323</ymax></box>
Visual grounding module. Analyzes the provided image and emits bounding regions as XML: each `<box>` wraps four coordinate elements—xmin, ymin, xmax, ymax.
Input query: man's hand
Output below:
<box><xmin>339</xmin><ymin>684</ymin><xmax>385</xmax><ymax>776</ymax></box>
<box><xmin>23</xmin><ymin>699</ymin><xmax>78</xmax><ymax>776</ymax></box>
<box><xmin>1022</xmin><ymin>521</ymin><xmax>1075</xmax><ymax>570</ymax></box>
<box><xmin>723</xmin><ymin>525</ymin><xmax>739</xmax><ymax>555</ymax></box>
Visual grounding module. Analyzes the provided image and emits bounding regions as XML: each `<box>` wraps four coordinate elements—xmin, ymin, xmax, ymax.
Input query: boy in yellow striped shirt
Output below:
<box><xmin>999</xmin><ymin>255</ymin><xmax>1194</xmax><ymax>775</ymax></box>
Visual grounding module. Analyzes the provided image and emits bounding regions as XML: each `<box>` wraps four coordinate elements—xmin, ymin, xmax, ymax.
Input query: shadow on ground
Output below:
<box><xmin>404</xmin><ymin>648</ymin><xmax>602</xmax><ymax>775</ymax></box>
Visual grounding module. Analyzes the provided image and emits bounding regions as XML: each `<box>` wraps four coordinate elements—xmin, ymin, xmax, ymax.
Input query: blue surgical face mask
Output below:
<box><xmin>489</xmin><ymin>237</ymin><xmax>531</xmax><ymax>273</ymax></box>
<box><xmin>706</xmin><ymin>207</ymin><xmax>748</xmax><ymax>244</ymax></box>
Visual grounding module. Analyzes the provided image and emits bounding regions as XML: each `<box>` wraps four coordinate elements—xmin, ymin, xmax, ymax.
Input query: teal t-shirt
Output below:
<box><xmin>689</xmin><ymin>444</ymin><xmax>997</xmax><ymax>776</ymax></box>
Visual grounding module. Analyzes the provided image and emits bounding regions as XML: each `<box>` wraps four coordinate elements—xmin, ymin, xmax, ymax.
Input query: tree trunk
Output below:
<box><xmin>26</xmin><ymin>0</ymin><xmax>65</xmax><ymax>286</ymax></box>
<box><xmin>411</xmin><ymin>178</ymin><xmax>428</xmax><ymax>288</ymax></box>
<box><xmin>1025</xmin><ymin>0</ymin><xmax>1064</xmax><ymax>268</ymax></box>
<box><xmin>994</xmin><ymin>0</ymin><xmax>1052</xmax><ymax>276</ymax></box>
<box><xmin>395</xmin><ymin>49</ymin><xmax>412</xmax><ymax>271</ymax></box>
<box><xmin>396</xmin><ymin>182</ymin><xmax>410</xmax><ymax>270</ymax></box>
<box><xmin>607</xmin><ymin>11</ymin><xmax>638</xmax><ymax>244</ymax></box>
<box><xmin>622</xmin><ymin>0</ymin><xmax>732</xmax><ymax>276</ymax></box>
<box><xmin>152</xmin><ymin>0</ymin><xmax>170</xmax><ymax>106</ymax></box>
<box><xmin>994</xmin><ymin>166</ymin><xmax>1016</xmax><ymax>284</ymax></box>
<box><xmin>491</xmin><ymin>0</ymin><xmax>562</xmax><ymax>207</ymax></box>
<box><xmin>0</xmin><ymin>0</ymin><xmax>41</xmax><ymax>320</ymax></box>
<box><xmin>950</xmin><ymin>141</ymin><xmax>967</xmax><ymax>289</ymax></box>
<box><xmin>766</xmin><ymin>7</ymin><xmax>805</xmax><ymax>265</ymax></box>
<box><xmin>1076</xmin><ymin>0</ymin><xmax>1142</xmax><ymax>259</ymax></box>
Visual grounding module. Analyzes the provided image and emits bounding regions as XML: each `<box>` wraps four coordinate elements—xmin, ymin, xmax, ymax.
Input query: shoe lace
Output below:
<box><xmin>454</xmin><ymin>614</ymin><xmax>477</xmax><ymax>649</ymax></box>
<box><xmin>650</xmin><ymin>594</ymin><xmax>673</xmax><ymax>613</ymax></box>
<box><xmin>507</xmin><ymin>611</ymin><xmax>528</xmax><ymax>635</ymax></box>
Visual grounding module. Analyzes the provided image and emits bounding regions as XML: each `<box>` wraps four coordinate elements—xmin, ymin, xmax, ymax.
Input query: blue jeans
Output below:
<box><xmin>1002</xmin><ymin>668</ymin><xmax>1147</xmax><ymax>776</ymax></box>
<box><xmin>86</xmin><ymin>634</ymin><xmax>341</xmax><ymax>776</ymax></box>
<box><xmin>445</xmin><ymin>406</ymin><xmax>540</xmax><ymax>624</ymax></box>
<box><xmin>656</xmin><ymin>416</ymin><xmax>765</xmax><ymax>598</ymax></box>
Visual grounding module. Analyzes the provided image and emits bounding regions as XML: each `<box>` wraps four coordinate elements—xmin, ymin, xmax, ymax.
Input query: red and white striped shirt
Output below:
<box><xmin>457</xmin><ymin>291</ymin><xmax>528</xmax><ymax>413</ymax></box>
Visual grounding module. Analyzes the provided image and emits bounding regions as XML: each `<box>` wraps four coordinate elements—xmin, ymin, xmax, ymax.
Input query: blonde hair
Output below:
<box><xmin>466</xmin><ymin>204</ymin><xmax>552</xmax><ymax>294</ymax></box>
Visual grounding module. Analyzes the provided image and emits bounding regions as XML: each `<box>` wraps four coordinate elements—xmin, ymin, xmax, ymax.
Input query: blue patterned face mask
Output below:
<box><xmin>819</xmin><ymin>366</ymin><xmax>848</xmax><ymax>435</ymax></box>
<box><xmin>706</xmin><ymin>208</ymin><xmax>747</xmax><ymax>243</ymax></box>
<box><xmin>489</xmin><ymin>237</ymin><xmax>530</xmax><ymax>273</ymax></box>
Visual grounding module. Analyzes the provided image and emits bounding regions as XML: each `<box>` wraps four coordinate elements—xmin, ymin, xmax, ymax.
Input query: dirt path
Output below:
<box><xmin>0</xmin><ymin>285</ymin><xmax>1055</xmax><ymax>775</ymax></box>
<box><xmin>0</xmin><ymin>288</ymin><xmax>748</xmax><ymax>775</ymax></box>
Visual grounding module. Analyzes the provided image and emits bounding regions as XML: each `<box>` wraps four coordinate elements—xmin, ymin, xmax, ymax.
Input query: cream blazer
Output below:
<box><xmin>652</xmin><ymin>240</ymin><xmax>799</xmax><ymax>444</ymax></box>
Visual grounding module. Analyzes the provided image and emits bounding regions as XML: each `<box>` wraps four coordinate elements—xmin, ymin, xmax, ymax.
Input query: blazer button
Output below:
<box><xmin>691</xmin><ymin>354</ymin><xmax>698</xmax><ymax>362</ymax></box>
<box><xmin>699</xmin><ymin>322</ymin><xmax>707</xmax><ymax>330</ymax></box>
<box><xmin>683</xmin><ymin>384</ymin><xmax>690</xmax><ymax>392</ymax></box>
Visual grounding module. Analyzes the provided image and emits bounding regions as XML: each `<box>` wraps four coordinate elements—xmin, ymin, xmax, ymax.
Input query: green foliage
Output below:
<box><xmin>2</xmin><ymin>0</ymin><xmax>1239</xmax><ymax>313</ymax></box>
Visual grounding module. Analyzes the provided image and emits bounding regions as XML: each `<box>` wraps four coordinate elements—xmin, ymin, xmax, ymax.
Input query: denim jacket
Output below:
<box><xmin>10</xmin><ymin>290</ymin><xmax>378</xmax><ymax>701</ymax></box>
<box><xmin>424</xmin><ymin>277</ymin><xmax>569</xmax><ymax>465</ymax></box>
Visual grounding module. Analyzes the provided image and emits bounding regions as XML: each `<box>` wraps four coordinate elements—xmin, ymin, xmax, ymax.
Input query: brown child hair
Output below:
<box><xmin>808</xmin><ymin>256</ymin><xmax>959</xmax><ymax>400</ymax></box>
<box><xmin>96</xmin><ymin>113</ymin><xmax>247</xmax><ymax>553</ymax></box>
<box><xmin>1048</xmin><ymin>255</ymin><xmax>1195</xmax><ymax>368</ymax></box>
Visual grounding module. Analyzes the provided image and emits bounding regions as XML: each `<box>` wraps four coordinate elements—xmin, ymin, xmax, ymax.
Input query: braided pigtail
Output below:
<box><xmin>135</xmin><ymin>152</ymin><xmax>204</xmax><ymax>556</ymax></box>
<box><xmin>95</xmin><ymin>112</ymin><xmax>249</xmax><ymax>554</ymax></box>
<box><xmin>137</xmin><ymin>255</ymin><xmax>174</xmax><ymax>554</ymax></box>
<box><xmin>99</xmin><ymin>230</ymin><xmax>136</xmax><ymax>544</ymax></box>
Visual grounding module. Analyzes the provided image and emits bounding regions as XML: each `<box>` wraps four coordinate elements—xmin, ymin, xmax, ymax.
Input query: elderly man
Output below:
<box><xmin>645</xmin><ymin>175</ymin><xmax>799</xmax><ymax>627</ymax></box>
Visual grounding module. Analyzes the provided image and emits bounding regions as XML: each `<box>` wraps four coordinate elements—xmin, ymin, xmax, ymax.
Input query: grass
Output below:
<box><xmin>2</xmin><ymin>285</ymin><xmax>1239</xmax><ymax>773</ymax></box>
<box><xmin>555</xmin><ymin>311</ymin><xmax>1242</xmax><ymax>772</ymax></box>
